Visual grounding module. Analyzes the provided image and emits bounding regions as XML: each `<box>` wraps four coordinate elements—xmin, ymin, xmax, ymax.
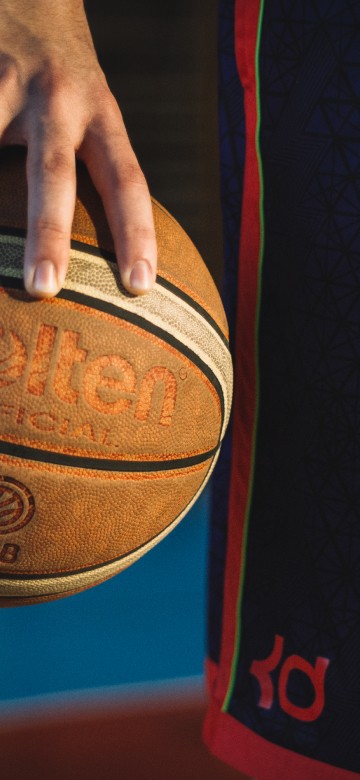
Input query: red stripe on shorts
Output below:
<box><xmin>213</xmin><ymin>0</ymin><xmax>264</xmax><ymax>707</ymax></box>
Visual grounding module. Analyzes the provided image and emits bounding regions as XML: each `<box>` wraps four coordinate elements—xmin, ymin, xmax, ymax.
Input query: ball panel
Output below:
<box><xmin>0</xmin><ymin>454</ymin><xmax>213</xmax><ymax>580</ymax></box>
<box><xmin>0</xmin><ymin>449</ymin><xmax>220</xmax><ymax>607</ymax></box>
<box><xmin>0</xmin><ymin>291</ymin><xmax>221</xmax><ymax>461</ymax></box>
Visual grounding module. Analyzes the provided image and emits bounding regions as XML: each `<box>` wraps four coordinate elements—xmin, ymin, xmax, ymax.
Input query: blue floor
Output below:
<box><xmin>0</xmin><ymin>490</ymin><xmax>210</xmax><ymax>703</ymax></box>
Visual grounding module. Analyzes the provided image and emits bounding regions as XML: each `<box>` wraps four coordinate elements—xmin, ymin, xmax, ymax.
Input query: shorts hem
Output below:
<box><xmin>203</xmin><ymin>699</ymin><xmax>359</xmax><ymax>780</ymax></box>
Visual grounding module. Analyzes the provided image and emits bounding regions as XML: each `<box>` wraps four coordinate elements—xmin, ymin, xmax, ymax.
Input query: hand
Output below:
<box><xmin>0</xmin><ymin>0</ymin><xmax>157</xmax><ymax>297</ymax></box>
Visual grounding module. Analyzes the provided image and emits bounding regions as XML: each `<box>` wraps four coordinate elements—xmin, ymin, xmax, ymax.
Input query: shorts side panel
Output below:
<box><xmin>205</xmin><ymin>0</ymin><xmax>360</xmax><ymax>776</ymax></box>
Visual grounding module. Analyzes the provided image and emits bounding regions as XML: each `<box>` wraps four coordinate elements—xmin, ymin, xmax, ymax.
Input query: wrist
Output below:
<box><xmin>0</xmin><ymin>0</ymin><xmax>91</xmax><ymax>42</ymax></box>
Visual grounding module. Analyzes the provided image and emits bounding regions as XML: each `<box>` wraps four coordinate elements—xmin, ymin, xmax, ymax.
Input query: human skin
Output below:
<box><xmin>0</xmin><ymin>0</ymin><xmax>157</xmax><ymax>298</ymax></box>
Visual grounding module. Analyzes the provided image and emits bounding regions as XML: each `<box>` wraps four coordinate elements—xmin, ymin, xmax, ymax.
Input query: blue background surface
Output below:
<box><xmin>0</xmin><ymin>490</ymin><xmax>209</xmax><ymax>703</ymax></box>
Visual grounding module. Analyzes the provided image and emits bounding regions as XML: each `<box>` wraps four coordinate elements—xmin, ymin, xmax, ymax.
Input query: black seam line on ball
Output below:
<box><xmin>0</xmin><ymin>275</ymin><xmax>23</xmax><ymax>290</ymax></box>
<box><xmin>0</xmin><ymin>275</ymin><xmax>226</xmax><ymax>428</ymax></box>
<box><xmin>0</xmin><ymin>226</ymin><xmax>26</xmax><ymax>239</ymax></box>
<box><xmin>0</xmin><ymin>440</ymin><xmax>219</xmax><ymax>471</ymax></box>
<box><xmin>154</xmin><ymin>277</ymin><xmax>229</xmax><ymax>347</ymax></box>
<box><xmin>0</xmin><ymin>232</ymin><xmax>230</xmax><ymax>348</ymax></box>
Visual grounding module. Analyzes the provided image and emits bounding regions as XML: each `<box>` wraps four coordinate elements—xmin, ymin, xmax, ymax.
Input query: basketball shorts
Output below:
<box><xmin>203</xmin><ymin>1</ymin><xmax>360</xmax><ymax>778</ymax></box>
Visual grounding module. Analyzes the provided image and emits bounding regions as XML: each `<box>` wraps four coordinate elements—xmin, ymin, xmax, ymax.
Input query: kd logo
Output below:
<box><xmin>250</xmin><ymin>634</ymin><xmax>330</xmax><ymax>722</ymax></box>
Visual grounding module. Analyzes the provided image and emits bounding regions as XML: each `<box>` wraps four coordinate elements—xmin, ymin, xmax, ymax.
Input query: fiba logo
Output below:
<box><xmin>0</xmin><ymin>476</ymin><xmax>35</xmax><ymax>534</ymax></box>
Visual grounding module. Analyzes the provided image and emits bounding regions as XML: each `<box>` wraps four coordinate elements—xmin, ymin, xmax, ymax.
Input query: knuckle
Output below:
<box><xmin>120</xmin><ymin>161</ymin><xmax>147</xmax><ymax>189</ymax></box>
<box><xmin>111</xmin><ymin>160</ymin><xmax>147</xmax><ymax>191</ymax></box>
<box><xmin>87</xmin><ymin>96</ymin><xmax>127</xmax><ymax>142</ymax></box>
<box><xmin>42</xmin><ymin>148</ymin><xmax>73</xmax><ymax>177</ymax></box>
<box><xmin>95</xmin><ymin>157</ymin><xmax>148</xmax><ymax>200</ymax></box>
<box><xmin>32</xmin><ymin>65</ymin><xmax>68</xmax><ymax>99</ymax></box>
<box><xmin>28</xmin><ymin>146</ymin><xmax>74</xmax><ymax>180</ymax></box>
<box><xmin>0</xmin><ymin>54</ymin><xmax>19</xmax><ymax>90</ymax></box>
<box><xmin>32</xmin><ymin>217</ymin><xmax>69</xmax><ymax>242</ymax></box>
<box><xmin>0</xmin><ymin>55</ymin><xmax>22</xmax><ymax>125</ymax></box>
<box><xmin>29</xmin><ymin>66</ymin><xmax>76</xmax><ymax>125</ymax></box>
<box><xmin>124</xmin><ymin>224</ymin><xmax>155</xmax><ymax>243</ymax></box>
<box><xmin>93</xmin><ymin>90</ymin><xmax>123</xmax><ymax>121</ymax></box>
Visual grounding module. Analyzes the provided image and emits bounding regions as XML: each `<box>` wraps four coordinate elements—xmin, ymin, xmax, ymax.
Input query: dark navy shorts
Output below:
<box><xmin>204</xmin><ymin>2</ymin><xmax>360</xmax><ymax>777</ymax></box>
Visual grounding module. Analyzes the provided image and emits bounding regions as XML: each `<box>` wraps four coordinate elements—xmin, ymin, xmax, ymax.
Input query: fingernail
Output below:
<box><xmin>31</xmin><ymin>261</ymin><xmax>58</xmax><ymax>297</ymax></box>
<box><xmin>129</xmin><ymin>260</ymin><xmax>153</xmax><ymax>293</ymax></box>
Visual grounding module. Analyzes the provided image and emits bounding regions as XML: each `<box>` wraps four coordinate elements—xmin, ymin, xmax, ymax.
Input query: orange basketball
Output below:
<box><xmin>0</xmin><ymin>148</ymin><xmax>232</xmax><ymax>606</ymax></box>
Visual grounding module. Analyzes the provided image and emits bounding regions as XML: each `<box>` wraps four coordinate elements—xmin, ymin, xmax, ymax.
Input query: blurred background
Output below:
<box><xmin>0</xmin><ymin>2</ymin><xmax>241</xmax><ymax>778</ymax></box>
<box><xmin>89</xmin><ymin>0</ymin><xmax>223</xmax><ymax>287</ymax></box>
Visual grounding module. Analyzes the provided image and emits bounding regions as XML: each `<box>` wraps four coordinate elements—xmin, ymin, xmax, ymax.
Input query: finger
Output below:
<box><xmin>24</xmin><ymin>134</ymin><xmax>76</xmax><ymax>298</ymax></box>
<box><xmin>0</xmin><ymin>57</ymin><xmax>23</xmax><ymax>142</ymax></box>
<box><xmin>81</xmin><ymin>124</ymin><xmax>157</xmax><ymax>296</ymax></box>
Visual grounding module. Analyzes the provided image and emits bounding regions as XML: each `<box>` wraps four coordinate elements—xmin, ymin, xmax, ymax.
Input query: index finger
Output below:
<box><xmin>24</xmin><ymin>133</ymin><xmax>76</xmax><ymax>297</ymax></box>
<box><xmin>81</xmin><ymin>121</ymin><xmax>157</xmax><ymax>296</ymax></box>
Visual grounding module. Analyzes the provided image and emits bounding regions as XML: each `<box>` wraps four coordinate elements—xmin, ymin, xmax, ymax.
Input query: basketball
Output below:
<box><xmin>0</xmin><ymin>148</ymin><xmax>232</xmax><ymax>606</ymax></box>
